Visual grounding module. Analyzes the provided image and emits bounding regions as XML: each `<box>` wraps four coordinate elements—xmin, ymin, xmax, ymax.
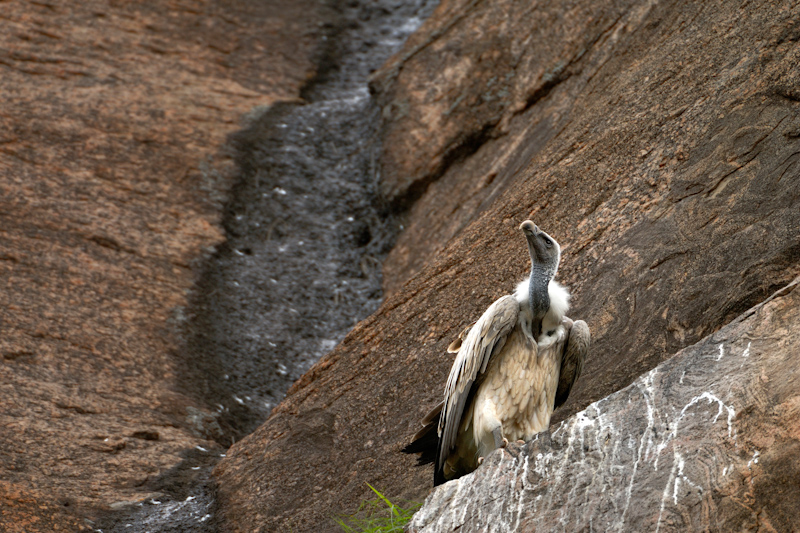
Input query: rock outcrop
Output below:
<box><xmin>408</xmin><ymin>278</ymin><xmax>800</xmax><ymax>532</ymax></box>
<box><xmin>0</xmin><ymin>1</ymin><xmax>325</xmax><ymax>530</ymax></box>
<box><xmin>214</xmin><ymin>0</ymin><xmax>800</xmax><ymax>531</ymax></box>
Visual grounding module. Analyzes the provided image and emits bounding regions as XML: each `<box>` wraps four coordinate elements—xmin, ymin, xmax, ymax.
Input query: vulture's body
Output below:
<box><xmin>403</xmin><ymin>222</ymin><xmax>590</xmax><ymax>485</ymax></box>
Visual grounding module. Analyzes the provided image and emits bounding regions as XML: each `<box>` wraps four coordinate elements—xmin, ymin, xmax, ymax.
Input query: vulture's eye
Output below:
<box><xmin>544</xmin><ymin>238</ymin><xmax>552</xmax><ymax>247</ymax></box>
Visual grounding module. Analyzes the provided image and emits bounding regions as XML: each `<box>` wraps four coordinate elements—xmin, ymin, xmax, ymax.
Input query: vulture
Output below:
<box><xmin>402</xmin><ymin>221</ymin><xmax>590</xmax><ymax>486</ymax></box>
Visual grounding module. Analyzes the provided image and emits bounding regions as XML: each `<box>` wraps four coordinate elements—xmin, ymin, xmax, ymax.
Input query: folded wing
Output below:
<box><xmin>554</xmin><ymin>318</ymin><xmax>590</xmax><ymax>410</ymax></box>
<box><xmin>437</xmin><ymin>295</ymin><xmax>520</xmax><ymax>475</ymax></box>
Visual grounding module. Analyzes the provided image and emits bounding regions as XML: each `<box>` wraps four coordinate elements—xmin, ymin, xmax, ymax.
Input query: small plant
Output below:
<box><xmin>334</xmin><ymin>483</ymin><xmax>421</xmax><ymax>533</ymax></box>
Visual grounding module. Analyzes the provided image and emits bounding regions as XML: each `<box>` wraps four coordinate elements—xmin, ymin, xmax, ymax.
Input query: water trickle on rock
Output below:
<box><xmin>187</xmin><ymin>0</ymin><xmax>437</xmax><ymax>441</ymax></box>
<box><xmin>97</xmin><ymin>0</ymin><xmax>438</xmax><ymax>531</ymax></box>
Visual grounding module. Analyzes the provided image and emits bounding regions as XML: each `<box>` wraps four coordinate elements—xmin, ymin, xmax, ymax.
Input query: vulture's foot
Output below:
<box><xmin>515</xmin><ymin>439</ymin><xmax>525</xmax><ymax>445</ymax></box>
<box><xmin>491</xmin><ymin>427</ymin><xmax>507</xmax><ymax>449</ymax></box>
<box><xmin>477</xmin><ymin>457</ymin><xmax>484</xmax><ymax>465</ymax></box>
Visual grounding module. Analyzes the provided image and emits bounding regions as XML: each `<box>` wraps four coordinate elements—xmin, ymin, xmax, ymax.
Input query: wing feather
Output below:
<box><xmin>401</xmin><ymin>401</ymin><xmax>443</xmax><ymax>466</ymax></box>
<box><xmin>447</xmin><ymin>321</ymin><xmax>476</xmax><ymax>353</ymax></box>
<box><xmin>554</xmin><ymin>318</ymin><xmax>590</xmax><ymax>410</ymax></box>
<box><xmin>437</xmin><ymin>295</ymin><xmax>520</xmax><ymax>471</ymax></box>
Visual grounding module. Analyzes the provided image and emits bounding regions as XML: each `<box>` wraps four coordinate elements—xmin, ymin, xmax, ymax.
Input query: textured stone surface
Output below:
<box><xmin>375</xmin><ymin>0</ymin><xmax>800</xmax><ymax>298</ymax></box>
<box><xmin>370</xmin><ymin>0</ymin><xmax>638</xmax><ymax>207</ymax></box>
<box><xmin>214</xmin><ymin>0</ymin><xmax>800</xmax><ymax>531</ymax></box>
<box><xmin>408</xmin><ymin>278</ymin><xmax>800</xmax><ymax>532</ymax></box>
<box><xmin>375</xmin><ymin>0</ymin><xmax>800</xmax><ymax>419</ymax></box>
<box><xmin>0</xmin><ymin>0</ymin><xmax>324</xmax><ymax>530</ymax></box>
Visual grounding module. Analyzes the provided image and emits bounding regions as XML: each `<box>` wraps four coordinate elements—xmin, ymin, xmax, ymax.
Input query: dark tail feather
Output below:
<box><xmin>401</xmin><ymin>402</ymin><xmax>443</xmax><ymax>467</ymax></box>
<box><xmin>401</xmin><ymin>424</ymin><xmax>438</xmax><ymax>465</ymax></box>
<box><xmin>433</xmin><ymin>466</ymin><xmax>446</xmax><ymax>486</ymax></box>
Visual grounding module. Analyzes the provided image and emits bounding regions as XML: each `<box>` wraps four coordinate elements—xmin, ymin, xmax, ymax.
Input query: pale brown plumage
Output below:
<box><xmin>402</xmin><ymin>222</ymin><xmax>590</xmax><ymax>486</ymax></box>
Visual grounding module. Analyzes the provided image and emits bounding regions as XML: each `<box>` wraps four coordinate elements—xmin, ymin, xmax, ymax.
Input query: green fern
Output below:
<box><xmin>334</xmin><ymin>483</ymin><xmax>421</xmax><ymax>533</ymax></box>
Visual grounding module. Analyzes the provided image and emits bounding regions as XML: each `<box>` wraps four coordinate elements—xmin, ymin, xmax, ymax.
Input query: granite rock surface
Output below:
<box><xmin>214</xmin><ymin>0</ymin><xmax>800</xmax><ymax>531</ymax></box>
<box><xmin>0</xmin><ymin>0</ymin><xmax>324</xmax><ymax>530</ymax></box>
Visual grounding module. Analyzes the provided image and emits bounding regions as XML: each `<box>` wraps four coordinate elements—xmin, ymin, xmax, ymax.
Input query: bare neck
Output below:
<box><xmin>528</xmin><ymin>264</ymin><xmax>553</xmax><ymax>336</ymax></box>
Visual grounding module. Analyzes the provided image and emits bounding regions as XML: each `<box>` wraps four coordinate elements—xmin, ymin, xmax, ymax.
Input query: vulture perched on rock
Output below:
<box><xmin>402</xmin><ymin>221</ymin><xmax>590</xmax><ymax>486</ymax></box>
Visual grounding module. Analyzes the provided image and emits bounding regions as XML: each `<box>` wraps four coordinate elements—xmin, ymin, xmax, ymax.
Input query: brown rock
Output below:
<box><xmin>407</xmin><ymin>278</ymin><xmax>800</xmax><ymax>532</ymax></box>
<box><xmin>375</xmin><ymin>0</ymin><xmax>800</xmax><ymax>419</ymax></box>
<box><xmin>214</xmin><ymin>0</ymin><xmax>800</xmax><ymax>531</ymax></box>
<box><xmin>370</xmin><ymin>0</ymin><xmax>638</xmax><ymax>208</ymax></box>
<box><xmin>0</xmin><ymin>0</ymin><xmax>325</xmax><ymax>530</ymax></box>
<box><xmin>377</xmin><ymin>0</ymin><xmax>800</xmax><ymax>303</ymax></box>
<box><xmin>0</xmin><ymin>482</ymin><xmax>87</xmax><ymax>533</ymax></box>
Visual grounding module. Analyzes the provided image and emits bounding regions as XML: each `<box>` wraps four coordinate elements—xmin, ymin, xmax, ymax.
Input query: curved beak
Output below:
<box><xmin>519</xmin><ymin>220</ymin><xmax>539</xmax><ymax>236</ymax></box>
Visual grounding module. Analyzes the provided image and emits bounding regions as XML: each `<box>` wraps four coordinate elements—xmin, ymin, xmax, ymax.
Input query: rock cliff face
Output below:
<box><xmin>372</xmin><ymin>0</ymin><xmax>800</xmax><ymax>419</ymax></box>
<box><xmin>408</xmin><ymin>278</ymin><xmax>800</xmax><ymax>532</ymax></box>
<box><xmin>0</xmin><ymin>1</ymin><xmax>325</xmax><ymax>531</ymax></box>
<box><xmin>214</xmin><ymin>0</ymin><xmax>800</xmax><ymax>531</ymax></box>
<box><xmin>5</xmin><ymin>0</ymin><xmax>800</xmax><ymax>531</ymax></box>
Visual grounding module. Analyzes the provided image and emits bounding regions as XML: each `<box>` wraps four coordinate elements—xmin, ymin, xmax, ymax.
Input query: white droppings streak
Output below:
<box><xmin>716</xmin><ymin>344</ymin><xmax>724</xmax><ymax>361</ymax></box>
<box><xmin>657</xmin><ymin>391</ymin><xmax>736</xmax><ymax>472</ymax></box>
<box><xmin>672</xmin><ymin>457</ymin><xmax>684</xmax><ymax>505</ymax></box>
<box><xmin>619</xmin><ymin>372</ymin><xmax>656</xmax><ymax>530</ymax></box>
<box><xmin>742</xmin><ymin>342</ymin><xmax>751</xmax><ymax>357</ymax></box>
<box><xmin>689</xmin><ymin>392</ymin><xmax>736</xmax><ymax>438</ymax></box>
<box><xmin>670</xmin><ymin>454</ymin><xmax>701</xmax><ymax>505</ymax></box>
<box><xmin>655</xmin><ymin>449</ymin><xmax>679</xmax><ymax>533</ymax></box>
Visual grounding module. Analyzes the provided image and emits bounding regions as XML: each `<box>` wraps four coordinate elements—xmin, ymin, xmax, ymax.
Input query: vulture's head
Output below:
<box><xmin>519</xmin><ymin>220</ymin><xmax>561</xmax><ymax>278</ymax></box>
